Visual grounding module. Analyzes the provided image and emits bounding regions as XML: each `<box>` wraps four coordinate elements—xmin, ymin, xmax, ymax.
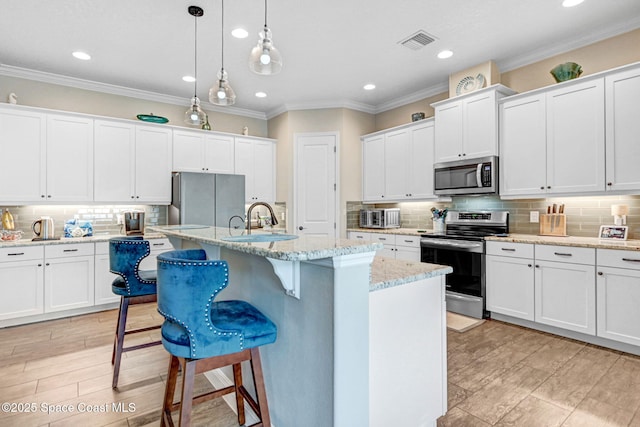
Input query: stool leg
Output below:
<box><xmin>112</xmin><ymin>297</ymin><xmax>130</xmax><ymax>389</ymax></box>
<box><xmin>161</xmin><ymin>355</ymin><xmax>180</xmax><ymax>427</ymax></box>
<box><xmin>250</xmin><ymin>348</ymin><xmax>271</xmax><ymax>427</ymax></box>
<box><xmin>179</xmin><ymin>359</ymin><xmax>196</xmax><ymax>427</ymax></box>
<box><xmin>233</xmin><ymin>363</ymin><xmax>245</xmax><ymax>425</ymax></box>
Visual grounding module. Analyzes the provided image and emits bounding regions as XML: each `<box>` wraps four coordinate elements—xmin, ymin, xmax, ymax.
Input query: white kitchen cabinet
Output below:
<box><xmin>369</xmin><ymin>233</ymin><xmax>421</xmax><ymax>262</ymax></box>
<box><xmin>362</xmin><ymin>135</ymin><xmax>385</xmax><ymax>202</ymax></box>
<box><xmin>534</xmin><ymin>245</ymin><xmax>596</xmax><ymax>335</ymax></box>
<box><xmin>348</xmin><ymin>231</ymin><xmax>372</xmax><ymax>241</ymax></box>
<box><xmin>546</xmin><ymin>79</ymin><xmax>605</xmax><ymax>194</ymax></box>
<box><xmin>46</xmin><ymin>114</ymin><xmax>94</xmax><ymax>202</ymax></box>
<box><xmin>138</xmin><ymin>238</ymin><xmax>174</xmax><ymax>271</ymax></box>
<box><xmin>596</xmin><ymin>249</ymin><xmax>640</xmax><ymax>347</ymax></box>
<box><xmin>173</xmin><ymin>130</ymin><xmax>235</xmax><ymax>174</ymax></box>
<box><xmin>362</xmin><ymin>119</ymin><xmax>437</xmax><ymax>202</ymax></box>
<box><xmin>433</xmin><ymin>85</ymin><xmax>515</xmax><ymax>163</ymax></box>
<box><xmin>486</xmin><ymin>242</ymin><xmax>535</xmax><ymax>320</ymax></box>
<box><xmin>0</xmin><ymin>246</ymin><xmax>45</xmax><ymax>320</ymax></box>
<box><xmin>234</xmin><ymin>137</ymin><xmax>276</xmax><ymax>203</ymax></box>
<box><xmin>94</xmin><ymin>120</ymin><xmax>172</xmax><ymax>204</ymax></box>
<box><xmin>500</xmin><ymin>78</ymin><xmax>605</xmax><ymax>197</ymax></box>
<box><xmin>499</xmin><ymin>93</ymin><xmax>547</xmax><ymax>196</ymax></box>
<box><xmin>0</xmin><ymin>106</ymin><xmax>46</xmax><ymax>203</ymax></box>
<box><xmin>44</xmin><ymin>244</ymin><xmax>95</xmax><ymax>313</ymax></box>
<box><xmin>605</xmin><ymin>66</ymin><xmax>640</xmax><ymax>191</ymax></box>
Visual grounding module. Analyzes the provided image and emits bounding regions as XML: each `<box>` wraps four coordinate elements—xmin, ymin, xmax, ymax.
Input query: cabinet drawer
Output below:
<box><xmin>148</xmin><ymin>238</ymin><xmax>172</xmax><ymax>252</ymax></box>
<box><xmin>370</xmin><ymin>234</ymin><xmax>396</xmax><ymax>245</ymax></box>
<box><xmin>597</xmin><ymin>249</ymin><xmax>640</xmax><ymax>270</ymax></box>
<box><xmin>349</xmin><ymin>232</ymin><xmax>371</xmax><ymax>241</ymax></box>
<box><xmin>486</xmin><ymin>241</ymin><xmax>533</xmax><ymax>258</ymax></box>
<box><xmin>45</xmin><ymin>243</ymin><xmax>95</xmax><ymax>258</ymax></box>
<box><xmin>95</xmin><ymin>241</ymin><xmax>109</xmax><ymax>255</ymax></box>
<box><xmin>0</xmin><ymin>246</ymin><xmax>44</xmax><ymax>262</ymax></box>
<box><xmin>535</xmin><ymin>244</ymin><xmax>595</xmax><ymax>265</ymax></box>
<box><xmin>395</xmin><ymin>235</ymin><xmax>421</xmax><ymax>248</ymax></box>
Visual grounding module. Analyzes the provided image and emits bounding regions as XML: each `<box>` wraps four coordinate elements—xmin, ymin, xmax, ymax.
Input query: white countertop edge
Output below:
<box><xmin>369</xmin><ymin>256</ymin><xmax>452</xmax><ymax>292</ymax></box>
<box><xmin>0</xmin><ymin>233</ymin><xmax>167</xmax><ymax>248</ymax></box>
<box><xmin>485</xmin><ymin>233</ymin><xmax>640</xmax><ymax>251</ymax></box>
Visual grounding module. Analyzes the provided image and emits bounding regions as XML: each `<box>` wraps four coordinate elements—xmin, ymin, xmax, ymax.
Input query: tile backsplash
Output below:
<box><xmin>348</xmin><ymin>195</ymin><xmax>640</xmax><ymax>239</ymax></box>
<box><xmin>0</xmin><ymin>205</ymin><xmax>167</xmax><ymax>237</ymax></box>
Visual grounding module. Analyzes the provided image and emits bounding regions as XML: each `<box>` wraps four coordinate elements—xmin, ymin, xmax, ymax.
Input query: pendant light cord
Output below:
<box><xmin>194</xmin><ymin>13</ymin><xmax>198</xmax><ymax>96</ymax></box>
<box><xmin>264</xmin><ymin>0</ymin><xmax>268</xmax><ymax>26</ymax></box>
<box><xmin>221</xmin><ymin>0</ymin><xmax>225</xmax><ymax>72</ymax></box>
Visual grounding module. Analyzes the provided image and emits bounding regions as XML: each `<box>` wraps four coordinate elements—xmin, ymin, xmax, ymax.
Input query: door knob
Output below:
<box><xmin>298</xmin><ymin>226</ymin><xmax>304</xmax><ymax>230</ymax></box>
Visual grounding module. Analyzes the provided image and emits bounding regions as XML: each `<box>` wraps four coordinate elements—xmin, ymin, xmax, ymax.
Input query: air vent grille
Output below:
<box><xmin>399</xmin><ymin>31</ymin><xmax>436</xmax><ymax>50</ymax></box>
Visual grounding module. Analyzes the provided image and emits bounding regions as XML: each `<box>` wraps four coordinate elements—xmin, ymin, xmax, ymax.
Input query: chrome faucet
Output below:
<box><xmin>246</xmin><ymin>202</ymin><xmax>279</xmax><ymax>234</ymax></box>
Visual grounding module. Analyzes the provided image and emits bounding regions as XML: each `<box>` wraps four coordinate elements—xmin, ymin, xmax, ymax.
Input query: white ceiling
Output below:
<box><xmin>1</xmin><ymin>0</ymin><xmax>640</xmax><ymax>119</ymax></box>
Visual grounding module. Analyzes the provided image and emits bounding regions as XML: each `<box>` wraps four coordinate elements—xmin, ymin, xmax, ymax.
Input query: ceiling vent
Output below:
<box><xmin>399</xmin><ymin>30</ymin><xmax>437</xmax><ymax>50</ymax></box>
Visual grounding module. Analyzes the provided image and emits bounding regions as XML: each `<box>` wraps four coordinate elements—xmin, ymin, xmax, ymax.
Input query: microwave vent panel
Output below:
<box><xmin>399</xmin><ymin>30</ymin><xmax>437</xmax><ymax>50</ymax></box>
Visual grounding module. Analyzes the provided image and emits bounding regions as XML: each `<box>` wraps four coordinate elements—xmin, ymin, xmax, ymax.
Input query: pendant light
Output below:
<box><xmin>249</xmin><ymin>0</ymin><xmax>283</xmax><ymax>75</ymax></box>
<box><xmin>209</xmin><ymin>0</ymin><xmax>236</xmax><ymax>106</ymax></box>
<box><xmin>184</xmin><ymin>6</ymin><xmax>207</xmax><ymax>125</ymax></box>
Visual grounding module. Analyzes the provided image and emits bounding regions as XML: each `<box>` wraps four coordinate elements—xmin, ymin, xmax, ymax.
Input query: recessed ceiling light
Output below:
<box><xmin>72</xmin><ymin>51</ymin><xmax>91</xmax><ymax>60</ymax></box>
<box><xmin>232</xmin><ymin>28</ymin><xmax>249</xmax><ymax>38</ymax></box>
<box><xmin>363</xmin><ymin>83</ymin><xmax>376</xmax><ymax>90</ymax></box>
<box><xmin>562</xmin><ymin>0</ymin><xmax>584</xmax><ymax>7</ymax></box>
<box><xmin>437</xmin><ymin>50</ymin><xmax>453</xmax><ymax>59</ymax></box>
<box><xmin>255</xmin><ymin>91</ymin><xmax>267</xmax><ymax>98</ymax></box>
<box><xmin>182</xmin><ymin>75</ymin><xmax>196</xmax><ymax>83</ymax></box>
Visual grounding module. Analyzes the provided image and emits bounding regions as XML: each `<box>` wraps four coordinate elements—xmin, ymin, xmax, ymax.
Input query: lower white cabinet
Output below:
<box><xmin>486</xmin><ymin>242</ymin><xmax>535</xmax><ymax>320</ymax></box>
<box><xmin>44</xmin><ymin>244</ymin><xmax>95</xmax><ymax>313</ymax></box>
<box><xmin>0</xmin><ymin>246</ymin><xmax>45</xmax><ymax>320</ymax></box>
<box><xmin>534</xmin><ymin>245</ymin><xmax>596</xmax><ymax>335</ymax></box>
<box><xmin>596</xmin><ymin>249</ymin><xmax>640</xmax><ymax>347</ymax></box>
<box><xmin>357</xmin><ymin>232</ymin><xmax>421</xmax><ymax>262</ymax></box>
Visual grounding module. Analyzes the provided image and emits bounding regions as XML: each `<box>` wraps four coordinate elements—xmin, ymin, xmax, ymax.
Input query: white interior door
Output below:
<box><xmin>294</xmin><ymin>132</ymin><xmax>338</xmax><ymax>237</ymax></box>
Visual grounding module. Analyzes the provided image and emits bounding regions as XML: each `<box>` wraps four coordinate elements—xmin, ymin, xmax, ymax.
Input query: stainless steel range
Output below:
<box><xmin>420</xmin><ymin>211</ymin><xmax>509</xmax><ymax>319</ymax></box>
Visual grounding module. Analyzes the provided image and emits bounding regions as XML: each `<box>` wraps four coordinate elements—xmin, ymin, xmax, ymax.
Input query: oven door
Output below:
<box><xmin>421</xmin><ymin>238</ymin><xmax>486</xmax><ymax>318</ymax></box>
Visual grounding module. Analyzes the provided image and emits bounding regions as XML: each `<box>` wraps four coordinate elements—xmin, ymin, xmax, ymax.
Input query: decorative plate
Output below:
<box><xmin>456</xmin><ymin>74</ymin><xmax>486</xmax><ymax>96</ymax></box>
<box><xmin>136</xmin><ymin>114</ymin><xmax>169</xmax><ymax>123</ymax></box>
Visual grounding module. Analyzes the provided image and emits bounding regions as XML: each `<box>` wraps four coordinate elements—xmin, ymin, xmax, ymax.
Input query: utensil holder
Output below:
<box><xmin>433</xmin><ymin>217</ymin><xmax>446</xmax><ymax>234</ymax></box>
<box><xmin>539</xmin><ymin>214</ymin><xmax>567</xmax><ymax>236</ymax></box>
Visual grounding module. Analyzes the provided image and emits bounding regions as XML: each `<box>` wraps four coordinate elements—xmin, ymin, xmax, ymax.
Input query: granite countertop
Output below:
<box><xmin>0</xmin><ymin>233</ymin><xmax>167</xmax><ymax>248</ymax></box>
<box><xmin>148</xmin><ymin>225</ymin><xmax>384</xmax><ymax>261</ymax></box>
<box><xmin>369</xmin><ymin>256</ymin><xmax>452</xmax><ymax>292</ymax></box>
<box><xmin>347</xmin><ymin>227</ymin><xmax>432</xmax><ymax>236</ymax></box>
<box><xmin>486</xmin><ymin>233</ymin><xmax>640</xmax><ymax>251</ymax></box>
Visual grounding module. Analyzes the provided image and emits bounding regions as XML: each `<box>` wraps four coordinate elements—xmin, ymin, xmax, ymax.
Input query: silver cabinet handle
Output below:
<box><xmin>554</xmin><ymin>252</ymin><xmax>573</xmax><ymax>257</ymax></box>
<box><xmin>622</xmin><ymin>258</ymin><xmax>640</xmax><ymax>263</ymax></box>
<box><xmin>501</xmin><ymin>248</ymin><xmax>516</xmax><ymax>252</ymax></box>
<box><xmin>63</xmin><ymin>249</ymin><xmax>79</xmax><ymax>252</ymax></box>
<box><xmin>8</xmin><ymin>252</ymin><xmax>25</xmax><ymax>256</ymax></box>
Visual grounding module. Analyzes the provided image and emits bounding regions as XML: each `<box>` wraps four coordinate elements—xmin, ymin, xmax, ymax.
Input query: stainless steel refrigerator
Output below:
<box><xmin>169</xmin><ymin>172</ymin><xmax>245</xmax><ymax>227</ymax></box>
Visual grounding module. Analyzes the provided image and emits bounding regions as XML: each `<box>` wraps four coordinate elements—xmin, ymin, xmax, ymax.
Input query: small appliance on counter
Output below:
<box><xmin>32</xmin><ymin>216</ymin><xmax>58</xmax><ymax>241</ymax></box>
<box><xmin>124</xmin><ymin>211</ymin><xmax>145</xmax><ymax>236</ymax></box>
<box><xmin>359</xmin><ymin>208</ymin><xmax>400</xmax><ymax>229</ymax></box>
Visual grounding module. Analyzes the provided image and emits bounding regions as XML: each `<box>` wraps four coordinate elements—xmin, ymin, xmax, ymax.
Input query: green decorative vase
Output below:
<box><xmin>550</xmin><ymin>62</ymin><xmax>583</xmax><ymax>83</ymax></box>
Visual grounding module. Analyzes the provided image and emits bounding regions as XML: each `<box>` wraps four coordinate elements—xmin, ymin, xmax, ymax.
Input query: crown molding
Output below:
<box><xmin>373</xmin><ymin>82</ymin><xmax>449</xmax><ymax>114</ymax></box>
<box><xmin>0</xmin><ymin>64</ymin><xmax>268</xmax><ymax>120</ymax></box>
<box><xmin>265</xmin><ymin>99</ymin><xmax>377</xmax><ymax>120</ymax></box>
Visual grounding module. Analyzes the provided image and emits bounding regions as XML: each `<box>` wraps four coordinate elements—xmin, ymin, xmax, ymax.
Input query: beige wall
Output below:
<box><xmin>374</xmin><ymin>93</ymin><xmax>447</xmax><ymax>131</ymax></box>
<box><xmin>0</xmin><ymin>75</ymin><xmax>268</xmax><ymax>136</ymax></box>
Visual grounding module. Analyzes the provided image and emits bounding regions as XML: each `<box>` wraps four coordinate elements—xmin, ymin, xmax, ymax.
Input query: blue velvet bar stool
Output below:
<box><xmin>156</xmin><ymin>249</ymin><xmax>277</xmax><ymax>427</ymax></box>
<box><xmin>109</xmin><ymin>236</ymin><xmax>162</xmax><ymax>389</ymax></box>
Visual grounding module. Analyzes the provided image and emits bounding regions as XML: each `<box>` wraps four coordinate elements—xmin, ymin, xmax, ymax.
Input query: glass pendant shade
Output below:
<box><xmin>249</xmin><ymin>27</ymin><xmax>282</xmax><ymax>75</ymax></box>
<box><xmin>209</xmin><ymin>69</ymin><xmax>236</xmax><ymax>106</ymax></box>
<box><xmin>184</xmin><ymin>96</ymin><xmax>207</xmax><ymax>125</ymax></box>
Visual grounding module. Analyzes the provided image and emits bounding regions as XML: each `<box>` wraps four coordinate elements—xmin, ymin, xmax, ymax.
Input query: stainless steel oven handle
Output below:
<box><xmin>420</xmin><ymin>239</ymin><xmax>484</xmax><ymax>252</ymax></box>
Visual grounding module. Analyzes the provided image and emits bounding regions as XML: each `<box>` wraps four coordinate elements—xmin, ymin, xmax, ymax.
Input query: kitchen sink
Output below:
<box><xmin>221</xmin><ymin>234</ymin><xmax>299</xmax><ymax>243</ymax></box>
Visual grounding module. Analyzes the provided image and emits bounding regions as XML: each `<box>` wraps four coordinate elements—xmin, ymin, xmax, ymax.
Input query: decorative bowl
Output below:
<box><xmin>411</xmin><ymin>112</ymin><xmax>425</xmax><ymax>122</ymax></box>
<box><xmin>1</xmin><ymin>230</ymin><xmax>23</xmax><ymax>241</ymax></box>
<box><xmin>550</xmin><ymin>62</ymin><xmax>583</xmax><ymax>83</ymax></box>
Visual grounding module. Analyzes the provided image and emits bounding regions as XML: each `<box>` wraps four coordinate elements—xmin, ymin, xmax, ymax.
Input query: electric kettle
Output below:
<box><xmin>32</xmin><ymin>216</ymin><xmax>55</xmax><ymax>240</ymax></box>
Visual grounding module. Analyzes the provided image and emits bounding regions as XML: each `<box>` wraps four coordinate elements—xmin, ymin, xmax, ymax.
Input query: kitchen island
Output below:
<box><xmin>148</xmin><ymin>225</ymin><xmax>451</xmax><ymax>427</ymax></box>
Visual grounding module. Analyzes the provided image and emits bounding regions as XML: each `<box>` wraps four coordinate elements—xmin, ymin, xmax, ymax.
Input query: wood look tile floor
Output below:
<box><xmin>3</xmin><ymin>305</ymin><xmax>640</xmax><ymax>426</ymax></box>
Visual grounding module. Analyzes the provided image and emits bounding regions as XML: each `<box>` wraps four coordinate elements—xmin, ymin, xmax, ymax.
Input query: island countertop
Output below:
<box><xmin>370</xmin><ymin>256</ymin><xmax>451</xmax><ymax>292</ymax></box>
<box><xmin>147</xmin><ymin>225</ymin><xmax>384</xmax><ymax>261</ymax></box>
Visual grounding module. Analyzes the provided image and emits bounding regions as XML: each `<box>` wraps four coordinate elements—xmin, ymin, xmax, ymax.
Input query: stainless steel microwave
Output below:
<box><xmin>434</xmin><ymin>156</ymin><xmax>498</xmax><ymax>196</ymax></box>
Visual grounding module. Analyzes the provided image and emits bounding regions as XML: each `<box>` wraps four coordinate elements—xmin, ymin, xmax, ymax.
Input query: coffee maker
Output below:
<box><xmin>124</xmin><ymin>211</ymin><xmax>145</xmax><ymax>236</ymax></box>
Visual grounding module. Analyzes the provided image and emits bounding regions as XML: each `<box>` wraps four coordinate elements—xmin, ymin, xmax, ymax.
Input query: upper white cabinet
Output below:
<box><xmin>173</xmin><ymin>130</ymin><xmax>235</xmax><ymax>174</ymax></box>
<box><xmin>94</xmin><ymin>120</ymin><xmax>172</xmax><ymax>204</ymax></box>
<box><xmin>0</xmin><ymin>107</ymin><xmax>93</xmax><ymax>204</ymax></box>
<box><xmin>500</xmin><ymin>79</ymin><xmax>605</xmax><ymax>196</ymax></box>
<box><xmin>362</xmin><ymin>119</ymin><xmax>437</xmax><ymax>203</ymax></box>
<box><xmin>234</xmin><ymin>137</ymin><xmax>276</xmax><ymax>203</ymax></box>
<box><xmin>0</xmin><ymin>106</ymin><xmax>46</xmax><ymax>202</ymax></box>
<box><xmin>605</xmin><ymin>66</ymin><xmax>640</xmax><ymax>191</ymax></box>
<box><xmin>433</xmin><ymin>85</ymin><xmax>515</xmax><ymax>163</ymax></box>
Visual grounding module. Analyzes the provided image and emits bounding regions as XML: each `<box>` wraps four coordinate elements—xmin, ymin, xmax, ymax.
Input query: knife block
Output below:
<box><xmin>539</xmin><ymin>214</ymin><xmax>567</xmax><ymax>236</ymax></box>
